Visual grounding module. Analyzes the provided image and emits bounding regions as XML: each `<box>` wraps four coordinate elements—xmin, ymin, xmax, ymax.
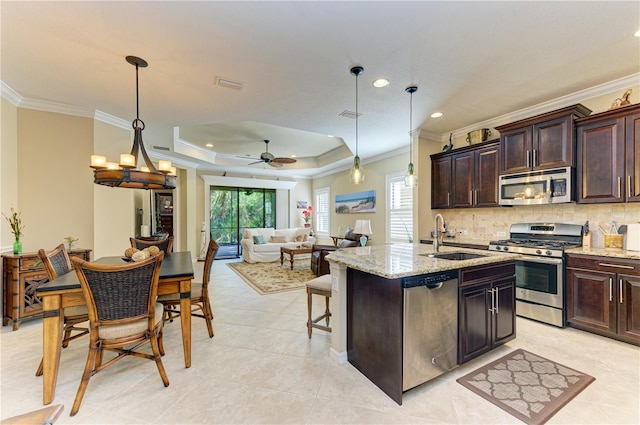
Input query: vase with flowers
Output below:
<box><xmin>302</xmin><ymin>205</ymin><xmax>313</xmax><ymax>228</ymax></box>
<box><xmin>3</xmin><ymin>207</ymin><xmax>25</xmax><ymax>254</ymax></box>
<box><xmin>64</xmin><ymin>236</ymin><xmax>79</xmax><ymax>251</ymax></box>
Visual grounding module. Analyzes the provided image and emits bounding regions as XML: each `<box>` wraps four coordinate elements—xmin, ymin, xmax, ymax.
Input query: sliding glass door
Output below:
<box><xmin>209</xmin><ymin>186</ymin><xmax>276</xmax><ymax>258</ymax></box>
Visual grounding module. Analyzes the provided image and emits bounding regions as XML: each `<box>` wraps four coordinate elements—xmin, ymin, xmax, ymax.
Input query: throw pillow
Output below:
<box><xmin>253</xmin><ymin>235</ymin><xmax>267</xmax><ymax>245</ymax></box>
<box><xmin>294</xmin><ymin>234</ymin><xmax>308</xmax><ymax>242</ymax></box>
<box><xmin>270</xmin><ymin>236</ymin><xmax>287</xmax><ymax>243</ymax></box>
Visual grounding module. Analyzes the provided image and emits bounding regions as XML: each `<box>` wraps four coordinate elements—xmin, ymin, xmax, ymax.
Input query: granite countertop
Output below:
<box><xmin>565</xmin><ymin>246</ymin><xmax>640</xmax><ymax>260</ymax></box>
<box><xmin>325</xmin><ymin>243</ymin><xmax>519</xmax><ymax>279</ymax></box>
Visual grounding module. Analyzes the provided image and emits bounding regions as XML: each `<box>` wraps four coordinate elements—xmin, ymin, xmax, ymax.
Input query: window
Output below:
<box><xmin>314</xmin><ymin>187</ymin><xmax>330</xmax><ymax>237</ymax></box>
<box><xmin>387</xmin><ymin>173</ymin><xmax>413</xmax><ymax>243</ymax></box>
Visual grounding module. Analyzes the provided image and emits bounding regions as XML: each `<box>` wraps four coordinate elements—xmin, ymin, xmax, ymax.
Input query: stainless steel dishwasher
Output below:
<box><xmin>402</xmin><ymin>270</ymin><xmax>459</xmax><ymax>391</ymax></box>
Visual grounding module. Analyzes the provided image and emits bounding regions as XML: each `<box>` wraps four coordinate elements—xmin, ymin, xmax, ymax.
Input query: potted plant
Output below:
<box><xmin>3</xmin><ymin>207</ymin><xmax>25</xmax><ymax>254</ymax></box>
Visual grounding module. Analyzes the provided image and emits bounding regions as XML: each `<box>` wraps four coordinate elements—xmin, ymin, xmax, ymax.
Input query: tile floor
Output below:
<box><xmin>1</xmin><ymin>258</ymin><xmax>639</xmax><ymax>424</ymax></box>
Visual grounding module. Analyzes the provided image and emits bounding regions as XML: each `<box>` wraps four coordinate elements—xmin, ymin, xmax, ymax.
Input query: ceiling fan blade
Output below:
<box><xmin>272</xmin><ymin>157</ymin><xmax>296</xmax><ymax>164</ymax></box>
<box><xmin>247</xmin><ymin>160</ymin><xmax>264</xmax><ymax>165</ymax></box>
<box><xmin>237</xmin><ymin>155</ymin><xmax>261</xmax><ymax>161</ymax></box>
<box><xmin>268</xmin><ymin>161</ymin><xmax>283</xmax><ymax>168</ymax></box>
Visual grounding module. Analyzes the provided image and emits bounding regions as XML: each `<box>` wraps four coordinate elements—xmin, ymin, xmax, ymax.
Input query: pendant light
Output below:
<box><xmin>349</xmin><ymin>66</ymin><xmax>365</xmax><ymax>184</ymax></box>
<box><xmin>404</xmin><ymin>85</ymin><xmax>418</xmax><ymax>187</ymax></box>
<box><xmin>91</xmin><ymin>56</ymin><xmax>176</xmax><ymax>190</ymax></box>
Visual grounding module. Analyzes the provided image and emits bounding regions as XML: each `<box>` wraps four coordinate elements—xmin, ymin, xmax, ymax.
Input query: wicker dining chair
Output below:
<box><xmin>158</xmin><ymin>239</ymin><xmax>219</xmax><ymax>338</ymax></box>
<box><xmin>130</xmin><ymin>236</ymin><xmax>173</xmax><ymax>254</ymax></box>
<box><xmin>35</xmin><ymin>244</ymin><xmax>89</xmax><ymax>376</ymax></box>
<box><xmin>68</xmin><ymin>253</ymin><xmax>169</xmax><ymax>416</ymax></box>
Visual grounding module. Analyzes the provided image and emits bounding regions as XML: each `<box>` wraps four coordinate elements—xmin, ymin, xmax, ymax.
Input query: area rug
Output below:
<box><xmin>457</xmin><ymin>349</ymin><xmax>595</xmax><ymax>425</ymax></box>
<box><xmin>227</xmin><ymin>260</ymin><xmax>315</xmax><ymax>295</ymax></box>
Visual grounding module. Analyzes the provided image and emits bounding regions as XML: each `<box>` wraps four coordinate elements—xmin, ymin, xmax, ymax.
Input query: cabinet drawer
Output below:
<box><xmin>19</xmin><ymin>256</ymin><xmax>44</xmax><ymax>271</ymax></box>
<box><xmin>566</xmin><ymin>254</ymin><xmax>640</xmax><ymax>274</ymax></box>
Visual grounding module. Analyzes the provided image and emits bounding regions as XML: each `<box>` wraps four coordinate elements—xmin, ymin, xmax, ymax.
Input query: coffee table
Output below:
<box><xmin>280</xmin><ymin>246</ymin><xmax>312</xmax><ymax>270</ymax></box>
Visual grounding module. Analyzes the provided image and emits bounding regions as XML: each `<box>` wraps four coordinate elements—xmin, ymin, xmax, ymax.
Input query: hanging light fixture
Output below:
<box><xmin>90</xmin><ymin>56</ymin><xmax>176</xmax><ymax>190</ymax></box>
<box><xmin>404</xmin><ymin>85</ymin><xmax>418</xmax><ymax>187</ymax></box>
<box><xmin>350</xmin><ymin>66</ymin><xmax>365</xmax><ymax>184</ymax></box>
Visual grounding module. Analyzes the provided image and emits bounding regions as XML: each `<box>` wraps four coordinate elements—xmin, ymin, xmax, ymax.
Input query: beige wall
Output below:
<box><xmin>312</xmin><ymin>153</ymin><xmax>411</xmax><ymax>245</ymax></box>
<box><xmin>291</xmin><ymin>179</ymin><xmax>311</xmax><ymax>228</ymax></box>
<box><xmin>17</xmin><ymin>109</ymin><xmax>94</xmax><ymax>253</ymax></box>
<box><xmin>1</xmin><ymin>98</ymin><xmax>19</xmax><ymax>251</ymax></box>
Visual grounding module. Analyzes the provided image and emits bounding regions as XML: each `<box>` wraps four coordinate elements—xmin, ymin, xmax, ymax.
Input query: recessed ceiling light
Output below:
<box><xmin>205</xmin><ymin>143</ymin><xmax>213</xmax><ymax>148</ymax></box>
<box><xmin>635</xmin><ymin>29</ymin><xmax>640</xmax><ymax>37</ymax></box>
<box><xmin>373</xmin><ymin>78</ymin><xmax>389</xmax><ymax>88</ymax></box>
<box><xmin>431</xmin><ymin>112</ymin><xmax>444</xmax><ymax>118</ymax></box>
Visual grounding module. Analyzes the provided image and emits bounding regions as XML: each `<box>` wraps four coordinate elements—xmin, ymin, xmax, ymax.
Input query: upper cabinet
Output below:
<box><xmin>431</xmin><ymin>140</ymin><xmax>500</xmax><ymax>209</ymax></box>
<box><xmin>496</xmin><ymin>104</ymin><xmax>591</xmax><ymax>175</ymax></box>
<box><xmin>576</xmin><ymin>104</ymin><xmax>640</xmax><ymax>203</ymax></box>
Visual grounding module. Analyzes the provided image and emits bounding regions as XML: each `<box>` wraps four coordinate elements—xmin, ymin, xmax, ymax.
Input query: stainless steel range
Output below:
<box><xmin>489</xmin><ymin>223</ymin><xmax>583</xmax><ymax>327</ymax></box>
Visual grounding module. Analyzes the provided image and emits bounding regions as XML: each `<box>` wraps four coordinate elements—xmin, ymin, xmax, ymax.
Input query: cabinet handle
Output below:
<box><xmin>494</xmin><ymin>287</ymin><xmax>499</xmax><ymax>314</ymax></box>
<box><xmin>629</xmin><ymin>175</ymin><xmax>633</xmax><ymax>199</ymax></box>
<box><xmin>475</xmin><ymin>190</ymin><xmax>478</xmax><ymax>204</ymax></box>
<box><xmin>609</xmin><ymin>278</ymin><xmax>613</xmax><ymax>302</ymax></box>
<box><xmin>619</xmin><ymin>279</ymin><xmax>623</xmax><ymax>304</ymax></box>
<box><xmin>489</xmin><ymin>288</ymin><xmax>495</xmax><ymax>314</ymax></box>
<box><xmin>470</xmin><ymin>190</ymin><xmax>473</xmax><ymax>204</ymax></box>
<box><xmin>526</xmin><ymin>150</ymin><xmax>530</xmax><ymax>168</ymax></box>
<box><xmin>533</xmin><ymin>149</ymin><xmax>538</xmax><ymax>167</ymax></box>
<box><xmin>599</xmin><ymin>262</ymin><xmax>635</xmax><ymax>270</ymax></box>
<box><xmin>447</xmin><ymin>192</ymin><xmax>450</xmax><ymax>205</ymax></box>
<box><xmin>618</xmin><ymin>177</ymin><xmax>622</xmax><ymax>198</ymax></box>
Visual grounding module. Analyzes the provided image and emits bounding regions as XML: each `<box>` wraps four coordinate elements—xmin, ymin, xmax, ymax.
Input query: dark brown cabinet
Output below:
<box><xmin>431</xmin><ymin>156</ymin><xmax>452</xmax><ymax>209</ymax></box>
<box><xmin>2</xmin><ymin>249</ymin><xmax>92</xmax><ymax>330</ymax></box>
<box><xmin>431</xmin><ymin>140</ymin><xmax>500</xmax><ymax>209</ymax></box>
<box><xmin>566</xmin><ymin>254</ymin><xmax>640</xmax><ymax>345</ymax></box>
<box><xmin>458</xmin><ymin>262</ymin><xmax>516</xmax><ymax>364</ymax></box>
<box><xmin>496</xmin><ymin>104</ymin><xmax>591</xmax><ymax>175</ymax></box>
<box><xmin>576</xmin><ymin>104</ymin><xmax>640</xmax><ymax>203</ymax></box>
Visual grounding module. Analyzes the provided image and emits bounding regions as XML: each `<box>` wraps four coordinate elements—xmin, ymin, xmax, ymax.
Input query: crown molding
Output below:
<box><xmin>201</xmin><ymin>174</ymin><xmax>297</xmax><ymax>190</ymax></box>
<box><xmin>173</xmin><ymin>130</ymin><xmax>217</xmax><ymax>164</ymax></box>
<box><xmin>1</xmin><ymin>81</ymin><xmax>22</xmax><ymax>106</ymax></box>
<box><xmin>94</xmin><ymin>110</ymin><xmax>130</xmax><ymax>130</ymax></box>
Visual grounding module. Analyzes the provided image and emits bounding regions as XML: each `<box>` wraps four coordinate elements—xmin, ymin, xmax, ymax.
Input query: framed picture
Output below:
<box><xmin>296</xmin><ymin>201</ymin><xmax>308</xmax><ymax>209</ymax></box>
<box><xmin>335</xmin><ymin>190</ymin><xmax>376</xmax><ymax>214</ymax></box>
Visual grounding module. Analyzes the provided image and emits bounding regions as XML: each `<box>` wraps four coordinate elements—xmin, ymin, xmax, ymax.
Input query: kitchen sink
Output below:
<box><xmin>423</xmin><ymin>252</ymin><xmax>488</xmax><ymax>261</ymax></box>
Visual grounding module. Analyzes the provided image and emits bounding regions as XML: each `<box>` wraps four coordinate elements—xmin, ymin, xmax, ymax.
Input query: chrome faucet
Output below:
<box><xmin>433</xmin><ymin>214</ymin><xmax>446</xmax><ymax>252</ymax></box>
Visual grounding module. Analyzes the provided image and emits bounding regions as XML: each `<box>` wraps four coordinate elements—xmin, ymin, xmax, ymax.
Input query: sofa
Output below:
<box><xmin>310</xmin><ymin>230</ymin><xmax>362</xmax><ymax>276</ymax></box>
<box><xmin>240</xmin><ymin>227</ymin><xmax>316</xmax><ymax>263</ymax></box>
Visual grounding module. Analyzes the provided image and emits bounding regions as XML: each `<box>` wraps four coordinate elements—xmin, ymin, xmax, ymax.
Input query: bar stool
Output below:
<box><xmin>306</xmin><ymin>275</ymin><xmax>332</xmax><ymax>338</ymax></box>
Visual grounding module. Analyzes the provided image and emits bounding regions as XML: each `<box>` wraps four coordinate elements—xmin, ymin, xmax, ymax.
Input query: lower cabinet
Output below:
<box><xmin>566</xmin><ymin>254</ymin><xmax>640</xmax><ymax>345</ymax></box>
<box><xmin>458</xmin><ymin>262</ymin><xmax>516</xmax><ymax>364</ymax></box>
<box><xmin>2</xmin><ymin>249</ymin><xmax>92</xmax><ymax>330</ymax></box>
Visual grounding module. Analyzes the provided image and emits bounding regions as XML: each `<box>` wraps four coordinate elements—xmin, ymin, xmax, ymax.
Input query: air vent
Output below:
<box><xmin>215</xmin><ymin>76</ymin><xmax>245</xmax><ymax>91</ymax></box>
<box><xmin>153</xmin><ymin>146</ymin><xmax>170</xmax><ymax>151</ymax></box>
<box><xmin>339</xmin><ymin>110</ymin><xmax>361</xmax><ymax>120</ymax></box>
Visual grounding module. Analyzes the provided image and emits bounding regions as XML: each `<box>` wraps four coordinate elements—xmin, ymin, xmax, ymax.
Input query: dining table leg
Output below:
<box><xmin>41</xmin><ymin>295</ymin><xmax>64</xmax><ymax>405</ymax></box>
<box><xmin>178</xmin><ymin>278</ymin><xmax>192</xmax><ymax>368</ymax></box>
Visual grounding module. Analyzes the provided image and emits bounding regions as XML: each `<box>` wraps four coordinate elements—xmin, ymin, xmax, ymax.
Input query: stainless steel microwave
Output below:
<box><xmin>499</xmin><ymin>167</ymin><xmax>573</xmax><ymax>205</ymax></box>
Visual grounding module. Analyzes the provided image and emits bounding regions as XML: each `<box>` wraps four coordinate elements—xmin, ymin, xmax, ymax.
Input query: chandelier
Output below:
<box><xmin>404</xmin><ymin>85</ymin><xmax>418</xmax><ymax>187</ymax></box>
<box><xmin>90</xmin><ymin>56</ymin><xmax>176</xmax><ymax>190</ymax></box>
<box><xmin>349</xmin><ymin>66</ymin><xmax>365</xmax><ymax>184</ymax></box>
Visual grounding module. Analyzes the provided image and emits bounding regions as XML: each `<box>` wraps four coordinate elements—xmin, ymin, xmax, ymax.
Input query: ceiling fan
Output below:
<box><xmin>242</xmin><ymin>140</ymin><xmax>297</xmax><ymax>168</ymax></box>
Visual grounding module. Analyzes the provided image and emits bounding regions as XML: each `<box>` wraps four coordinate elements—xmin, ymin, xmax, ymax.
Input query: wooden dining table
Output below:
<box><xmin>35</xmin><ymin>251</ymin><xmax>194</xmax><ymax>405</ymax></box>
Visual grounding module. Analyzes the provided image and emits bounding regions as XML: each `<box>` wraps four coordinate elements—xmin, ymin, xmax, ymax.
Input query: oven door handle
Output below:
<box><xmin>517</xmin><ymin>255</ymin><xmax>563</xmax><ymax>265</ymax></box>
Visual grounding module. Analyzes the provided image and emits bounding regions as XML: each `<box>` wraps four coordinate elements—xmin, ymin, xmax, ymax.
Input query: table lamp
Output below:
<box><xmin>354</xmin><ymin>219</ymin><xmax>372</xmax><ymax>246</ymax></box>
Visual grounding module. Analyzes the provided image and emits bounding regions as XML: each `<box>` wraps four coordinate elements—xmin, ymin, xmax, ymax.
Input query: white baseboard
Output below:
<box><xmin>330</xmin><ymin>347</ymin><xmax>348</xmax><ymax>364</ymax></box>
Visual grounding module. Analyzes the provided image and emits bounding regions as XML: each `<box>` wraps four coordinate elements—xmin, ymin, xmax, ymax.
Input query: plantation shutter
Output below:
<box><xmin>387</xmin><ymin>174</ymin><xmax>413</xmax><ymax>243</ymax></box>
<box><xmin>315</xmin><ymin>187</ymin><xmax>330</xmax><ymax>236</ymax></box>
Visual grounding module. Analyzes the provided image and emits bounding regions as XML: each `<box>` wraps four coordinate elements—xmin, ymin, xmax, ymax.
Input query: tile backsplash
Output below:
<box><xmin>436</xmin><ymin>203</ymin><xmax>640</xmax><ymax>248</ymax></box>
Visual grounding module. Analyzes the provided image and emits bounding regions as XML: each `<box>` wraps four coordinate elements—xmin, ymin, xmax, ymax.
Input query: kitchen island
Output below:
<box><xmin>325</xmin><ymin>243</ymin><xmax>519</xmax><ymax>404</ymax></box>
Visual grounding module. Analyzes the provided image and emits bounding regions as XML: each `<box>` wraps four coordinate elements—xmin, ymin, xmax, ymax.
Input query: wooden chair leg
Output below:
<box><xmin>306</xmin><ymin>289</ymin><xmax>313</xmax><ymax>338</ymax></box>
<box><xmin>150</xmin><ymin>334</ymin><xmax>170</xmax><ymax>387</ymax></box>
<box><xmin>35</xmin><ymin>358</ymin><xmax>43</xmax><ymax>377</ymax></box>
<box><xmin>70</xmin><ymin>346</ymin><xmax>100</xmax><ymax>416</ymax></box>
<box><xmin>324</xmin><ymin>296</ymin><xmax>331</xmax><ymax>327</ymax></box>
<box><xmin>202</xmin><ymin>298</ymin><xmax>214</xmax><ymax>338</ymax></box>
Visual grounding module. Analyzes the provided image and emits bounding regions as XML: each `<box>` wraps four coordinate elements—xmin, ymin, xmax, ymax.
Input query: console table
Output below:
<box><xmin>2</xmin><ymin>249</ymin><xmax>92</xmax><ymax>330</ymax></box>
